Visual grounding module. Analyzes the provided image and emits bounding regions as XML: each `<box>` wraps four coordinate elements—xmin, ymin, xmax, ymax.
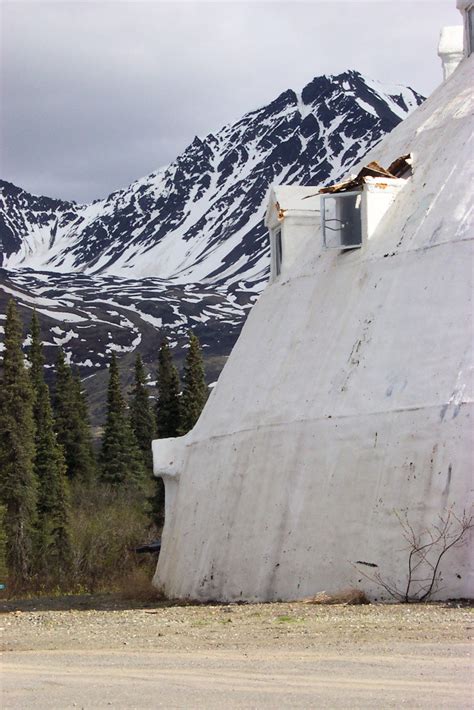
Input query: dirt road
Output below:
<box><xmin>1</xmin><ymin>596</ymin><xmax>472</xmax><ymax>708</ymax></box>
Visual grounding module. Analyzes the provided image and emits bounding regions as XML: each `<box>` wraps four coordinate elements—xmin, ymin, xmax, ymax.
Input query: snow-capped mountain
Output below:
<box><xmin>2</xmin><ymin>71</ymin><xmax>423</xmax><ymax>286</ymax></box>
<box><xmin>0</xmin><ymin>70</ymin><xmax>423</xmax><ymax>421</ymax></box>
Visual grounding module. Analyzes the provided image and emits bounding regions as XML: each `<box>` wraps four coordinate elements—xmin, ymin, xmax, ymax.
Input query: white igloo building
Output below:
<box><xmin>152</xmin><ymin>10</ymin><xmax>474</xmax><ymax>602</ymax></box>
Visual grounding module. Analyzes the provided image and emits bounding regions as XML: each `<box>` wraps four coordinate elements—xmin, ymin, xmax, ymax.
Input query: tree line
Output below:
<box><xmin>0</xmin><ymin>299</ymin><xmax>208</xmax><ymax>592</ymax></box>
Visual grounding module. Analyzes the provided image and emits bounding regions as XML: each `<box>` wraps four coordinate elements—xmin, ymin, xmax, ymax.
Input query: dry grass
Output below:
<box><xmin>303</xmin><ymin>588</ymin><xmax>370</xmax><ymax>605</ymax></box>
<box><xmin>117</xmin><ymin>562</ymin><xmax>165</xmax><ymax>603</ymax></box>
<box><xmin>69</xmin><ymin>482</ymin><xmax>158</xmax><ymax>593</ymax></box>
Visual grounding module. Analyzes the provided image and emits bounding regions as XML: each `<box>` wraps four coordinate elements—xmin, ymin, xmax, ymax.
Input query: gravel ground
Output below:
<box><xmin>1</xmin><ymin>595</ymin><xmax>473</xmax><ymax>708</ymax></box>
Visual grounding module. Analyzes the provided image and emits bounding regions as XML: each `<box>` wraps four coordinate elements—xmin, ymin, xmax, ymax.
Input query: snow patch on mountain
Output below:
<box><xmin>0</xmin><ymin>69</ymin><xmax>424</xmax><ymax>413</ymax></box>
<box><xmin>2</xmin><ymin>70</ymin><xmax>424</xmax><ymax>291</ymax></box>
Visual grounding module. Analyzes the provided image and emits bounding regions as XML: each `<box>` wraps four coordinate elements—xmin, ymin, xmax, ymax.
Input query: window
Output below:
<box><xmin>274</xmin><ymin>228</ymin><xmax>283</xmax><ymax>275</ymax></box>
<box><xmin>468</xmin><ymin>6</ymin><xmax>474</xmax><ymax>55</ymax></box>
<box><xmin>321</xmin><ymin>191</ymin><xmax>362</xmax><ymax>250</ymax></box>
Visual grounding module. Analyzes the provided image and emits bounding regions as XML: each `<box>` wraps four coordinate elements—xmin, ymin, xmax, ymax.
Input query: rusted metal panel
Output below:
<box><xmin>387</xmin><ymin>154</ymin><xmax>413</xmax><ymax>177</ymax></box>
<box><xmin>319</xmin><ymin>154</ymin><xmax>412</xmax><ymax>194</ymax></box>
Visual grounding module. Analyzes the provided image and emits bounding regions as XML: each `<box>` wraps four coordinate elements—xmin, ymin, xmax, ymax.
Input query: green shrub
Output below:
<box><xmin>69</xmin><ymin>481</ymin><xmax>158</xmax><ymax>593</ymax></box>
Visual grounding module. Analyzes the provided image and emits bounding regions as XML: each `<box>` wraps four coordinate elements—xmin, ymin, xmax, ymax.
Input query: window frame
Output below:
<box><xmin>320</xmin><ymin>190</ymin><xmax>363</xmax><ymax>251</ymax></box>
<box><xmin>467</xmin><ymin>6</ymin><xmax>474</xmax><ymax>56</ymax></box>
<box><xmin>273</xmin><ymin>227</ymin><xmax>283</xmax><ymax>276</ymax></box>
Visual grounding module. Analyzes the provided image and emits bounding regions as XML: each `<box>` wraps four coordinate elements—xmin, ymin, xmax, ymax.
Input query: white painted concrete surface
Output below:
<box><xmin>438</xmin><ymin>26</ymin><xmax>464</xmax><ymax>79</ymax></box>
<box><xmin>153</xmin><ymin>54</ymin><xmax>474</xmax><ymax>602</ymax></box>
<box><xmin>265</xmin><ymin>186</ymin><xmax>321</xmax><ymax>282</ymax></box>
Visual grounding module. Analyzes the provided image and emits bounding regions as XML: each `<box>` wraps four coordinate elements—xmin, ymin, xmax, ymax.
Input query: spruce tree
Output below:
<box><xmin>151</xmin><ymin>340</ymin><xmax>182</xmax><ymax>530</ymax></box>
<box><xmin>99</xmin><ymin>352</ymin><xmax>147</xmax><ymax>489</ymax></box>
<box><xmin>148</xmin><ymin>476</ymin><xmax>165</xmax><ymax>531</ymax></box>
<box><xmin>29</xmin><ymin>311</ymin><xmax>44</xmax><ymax>397</ymax></box>
<box><xmin>71</xmin><ymin>373</ymin><xmax>97</xmax><ymax>483</ymax></box>
<box><xmin>29</xmin><ymin>314</ymin><xmax>72</xmax><ymax>582</ymax></box>
<box><xmin>54</xmin><ymin>349</ymin><xmax>96</xmax><ymax>483</ymax></box>
<box><xmin>130</xmin><ymin>354</ymin><xmax>156</xmax><ymax>469</ymax></box>
<box><xmin>0</xmin><ymin>504</ymin><xmax>7</xmax><ymax>587</ymax></box>
<box><xmin>156</xmin><ymin>339</ymin><xmax>181</xmax><ymax>438</ymax></box>
<box><xmin>180</xmin><ymin>331</ymin><xmax>208</xmax><ymax>434</ymax></box>
<box><xmin>0</xmin><ymin>300</ymin><xmax>37</xmax><ymax>585</ymax></box>
<box><xmin>34</xmin><ymin>381</ymin><xmax>73</xmax><ymax>580</ymax></box>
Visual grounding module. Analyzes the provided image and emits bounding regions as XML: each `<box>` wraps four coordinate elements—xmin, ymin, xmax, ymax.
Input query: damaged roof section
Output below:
<box><xmin>265</xmin><ymin>186</ymin><xmax>321</xmax><ymax>229</ymax></box>
<box><xmin>316</xmin><ymin>154</ymin><xmax>413</xmax><ymax>195</ymax></box>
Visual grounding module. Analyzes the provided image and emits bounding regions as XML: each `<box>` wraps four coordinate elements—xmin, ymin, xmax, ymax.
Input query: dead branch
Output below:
<box><xmin>353</xmin><ymin>506</ymin><xmax>473</xmax><ymax>603</ymax></box>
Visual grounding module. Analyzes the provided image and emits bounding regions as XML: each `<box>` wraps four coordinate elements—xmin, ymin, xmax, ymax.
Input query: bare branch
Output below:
<box><xmin>353</xmin><ymin>506</ymin><xmax>473</xmax><ymax>603</ymax></box>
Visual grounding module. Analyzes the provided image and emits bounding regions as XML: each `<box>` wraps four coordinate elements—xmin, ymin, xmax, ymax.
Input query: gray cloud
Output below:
<box><xmin>0</xmin><ymin>0</ymin><xmax>461</xmax><ymax>202</ymax></box>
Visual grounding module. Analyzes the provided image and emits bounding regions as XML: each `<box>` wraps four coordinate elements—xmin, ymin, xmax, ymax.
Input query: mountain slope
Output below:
<box><xmin>0</xmin><ymin>267</ymin><xmax>255</xmax><ymax>421</ymax></box>
<box><xmin>2</xmin><ymin>70</ymin><xmax>423</xmax><ymax>288</ymax></box>
<box><xmin>1</xmin><ymin>70</ymin><xmax>424</xmax><ymax>423</ymax></box>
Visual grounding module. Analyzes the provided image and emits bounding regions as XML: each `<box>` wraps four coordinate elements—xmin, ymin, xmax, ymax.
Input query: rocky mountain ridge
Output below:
<box><xmin>2</xmin><ymin>70</ymin><xmax>423</xmax><ymax>285</ymax></box>
<box><xmin>0</xmin><ymin>70</ymin><xmax>424</xmax><ymax>420</ymax></box>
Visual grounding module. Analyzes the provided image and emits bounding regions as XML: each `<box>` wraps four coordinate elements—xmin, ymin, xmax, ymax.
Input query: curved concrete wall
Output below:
<box><xmin>153</xmin><ymin>56</ymin><xmax>474</xmax><ymax>601</ymax></box>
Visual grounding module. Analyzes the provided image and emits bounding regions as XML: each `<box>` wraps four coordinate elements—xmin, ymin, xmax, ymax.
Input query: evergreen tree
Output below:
<box><xmin>29</xmin><ymin>311</ymin><xmax>44</xmax><ymax>397</ymax></box>
<box><xmin>151</xmin><ymin>339</ymin><xmax>182</xmax><ymax>528</ymax></box>
<box><xmin>0</xmin><ymin>300</ymin><xmax>37</xmax><ymax>585</ymax></box>
<box><xmin>156</xmin><ymin>339</ymin><xmax>181</xmax><ymax>438</ymax></box>
<box><xmin>0</xmin><ymin>504</ymin><xmax>7</xmax><ymax>587</ymax></box>
<box><xmin>54</xmin><ymin>349</ymin><xmax>96</xmax><ymax>483</ymax></box>
<box><xmin>71</xmin><ymin>373</ymin><xmax>97</xmax><ymax>482</ymax></box>
<box><xmin>148</xmin><ymin>476</ymin><xmax>165</xmax><ymax>530</ymax></box>
<box><xmin>29</xmin><ymin>314</ymin><xmax>72</xmax><ymax>581</ymax></box>
<box><xmin>180</xmin><ymin>331</ymin><xmax>208</xmax><ymax>434</ymax></box>
<box><xmin>33</xmin><ymin>381</ymin><xmax>72</xmax><ymax>580</ymax></box>
<box><xmin>130</xmin><ymin>354</ymin><xmax>156</xmax><ymax>469</ymax></box>
<box><xmin>99</xmin><ymin>353</ymin><xmax>147</xmax><ymax>489</ymax></box>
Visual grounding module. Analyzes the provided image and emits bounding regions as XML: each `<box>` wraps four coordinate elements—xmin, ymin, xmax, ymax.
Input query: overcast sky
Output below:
<box><xmin>0</xmin><ymin>0</ymin><xmax>461</xmax><ymax>203</ymax></box>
